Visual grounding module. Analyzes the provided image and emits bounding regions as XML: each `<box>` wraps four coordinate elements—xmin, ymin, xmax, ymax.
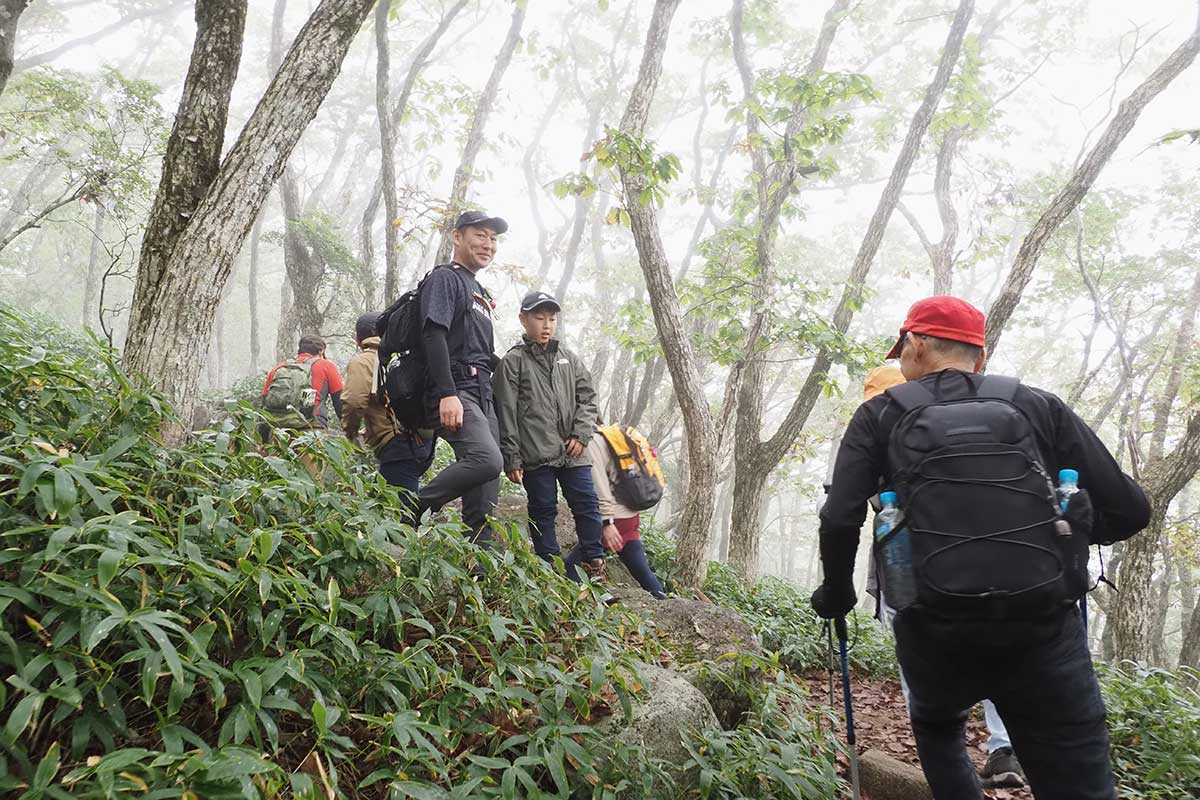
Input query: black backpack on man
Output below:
<box><xmin>884</xmin><ymin>375</ymin><xmax>1090</xmax><ymax>620</ymax></box>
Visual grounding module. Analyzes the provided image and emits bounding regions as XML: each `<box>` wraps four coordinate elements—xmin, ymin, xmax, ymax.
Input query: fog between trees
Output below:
<box><xmin>1</xmin><ymin>0</ymin><xmax>1199</xmax><ymax>667</ymax></box>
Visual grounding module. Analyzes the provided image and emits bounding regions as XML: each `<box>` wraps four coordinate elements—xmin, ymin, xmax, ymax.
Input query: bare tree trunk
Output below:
<box><xmin>1181</xmin><ymin>568</ymin><xmax>1200</xmax><ymax>668</ymax></box>
<box><xmin>126</xmin><ymin>0</ymin><xmax>247</xmax><ymax>361</ymax></box>
<box><xmin>82</xmin><ymin>203</ymin><xmax>107</xmax><ymax>329</ymax></box>
<box><xmin>247</xmin><ymin>211</ymin><xmax>263</xmax><ymax>373</ymax></box>
<box><xmin>434</xmin><ymin>2</ymin><xmax>528</xmax><ymax>265</ymax></box>
<box><xmin>0</xmin><ymin>1</ymin><xmax>30</xmax><ymax>99</ymax></box>
<box><xmin>525</xmin><ymin>82</ymin><xmax>568</xmax><ymax>279</ymax></box>
<box><xmin>984</xmin><ymin>11</ymin><xmax>1200</xmax><ymax>357</ymax></box>
<box><xmin>374</xmin><ymin>0</ymin><xmax>402</xmax><ymax>303</ymax></box>
<box><xmin>616</xmin><ymin>0</ymin><xmax>718</xmax><ymax>589</ymax></box>
<box><xmin>358</xmin><ymin>0</ymin><xmax>469</xmax><ymax>286</ymax></box>
<box><xmin>931</xmin><ymin>126</ymin><xmax>964</xmax><ymax>293</ymax></box>
<box><xmin>123</xmin><ymin>0</ymin><xmax>378</xmax><ymax>443</ymax></box>
<box><xmin>0</xmin><ymin>160</ymin><xmax>50</xmax><ymax>242</ymax></box>
<box><xmin>727</xmin><ymin>0</ymin><xmax>972</xmax><ymax>581</ymax></box>
<box><xmin>1112</xmin><ymin>412</ymin><xmax>1200</xmax><ymax>662</ymax></box>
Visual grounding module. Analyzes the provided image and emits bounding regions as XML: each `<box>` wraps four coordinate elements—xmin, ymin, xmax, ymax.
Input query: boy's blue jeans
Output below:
<box><xmin>522</xmin><ymin>464</ymin><xmax>605</xmax><ymax>565</ymax></box>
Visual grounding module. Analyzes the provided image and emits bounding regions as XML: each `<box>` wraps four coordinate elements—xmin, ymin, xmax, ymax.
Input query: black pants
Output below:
<box><xmin>416</xmin><ymin>388</ymin><xmax>501</xmax><ymax>543</ymax></box>
<box><xmin>895</xmin><ymin>608</ymin><xmax>1115</xmax><ymax>800</ymax></box>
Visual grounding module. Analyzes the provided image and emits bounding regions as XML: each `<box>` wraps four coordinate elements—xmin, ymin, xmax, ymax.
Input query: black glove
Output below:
<box><xmin>811</xmin><ymin>581</ymin><xmax>857</xmax><ymax>620</ymax></box>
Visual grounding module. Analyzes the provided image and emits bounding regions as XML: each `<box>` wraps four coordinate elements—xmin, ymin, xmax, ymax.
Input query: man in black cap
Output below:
<box><xmin>494</xmin><ymin>290</ymin><xmax>607</xmax><ymax>579</ymax></box>
<box><xmin>412</xmin><ymin>211</ymin><xmax>508</xmax><ymax>544</ymax></box>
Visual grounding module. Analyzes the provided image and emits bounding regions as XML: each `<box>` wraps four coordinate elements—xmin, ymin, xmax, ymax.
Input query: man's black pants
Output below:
<box><xmin>895</xmin><ymin>608</ymin><xmax>1116</xmax><ymax>800</ymax></box>
<box><xmin>416</xmin><ymin>387</ymin><xmax>501</xmax><ymax>543</ymax></box>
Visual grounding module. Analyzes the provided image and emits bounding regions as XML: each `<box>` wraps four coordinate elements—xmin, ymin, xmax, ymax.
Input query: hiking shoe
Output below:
<box><xmin>580</xmin><ymin>558</ymin><xmax>607</xmax><ymax>582</ymax></box>
<box><xmin>980</xmin><ymin>747</ymin><xmax>1026</xmax><ymax>789</ymax></box>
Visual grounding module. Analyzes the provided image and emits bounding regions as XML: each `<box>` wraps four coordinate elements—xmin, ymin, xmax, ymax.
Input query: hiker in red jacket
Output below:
<box><xmin>260</xmin><ymin>334</ymin><xmax>345</xmax><ymax>433</ymax></box>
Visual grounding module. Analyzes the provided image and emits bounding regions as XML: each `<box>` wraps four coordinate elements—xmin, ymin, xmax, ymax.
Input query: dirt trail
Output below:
<box><xmin>804</xmin><ymin>674</ymin><xmax>1033</xmax><ymax>800</ymax></box>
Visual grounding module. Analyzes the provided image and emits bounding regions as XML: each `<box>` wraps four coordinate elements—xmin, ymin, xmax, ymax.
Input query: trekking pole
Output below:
<box><xmin>835</xmin><ymin>616</ymin><xmax>862</xmax><ymax>800</ymax></box>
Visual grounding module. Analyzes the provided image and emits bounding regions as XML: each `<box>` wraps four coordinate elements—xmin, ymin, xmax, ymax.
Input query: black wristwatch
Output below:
<box><xmin>603</xmin><ymin>518</ymin><xmax>616</xmax><ymax>527</ymax></box>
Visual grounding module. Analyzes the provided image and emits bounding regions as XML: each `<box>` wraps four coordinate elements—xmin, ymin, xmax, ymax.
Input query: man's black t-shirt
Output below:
<box><xmin>819</xmin><ymin>369</ymin><xmax>1150</xmax><ymax>587</ymax></box>
<box><xmin>419</xmin><ymin>264</ymin><xmax>495</xmax><ymax>389</ymax></box>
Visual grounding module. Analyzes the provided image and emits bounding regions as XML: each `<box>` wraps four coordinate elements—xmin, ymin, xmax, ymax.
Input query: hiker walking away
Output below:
<box><xmin>494</xmin><ymin>290</ymin><xmax>607</xmax><ymax>581</ymax></box>
<box><xmin>259</xmin><ymin>334</ymin><xmax>345</xmax><ymax>439</ymax></box>
<box><xmin>411</xmin><ymin>211</ymin><xmax>507</xmax><ymax>544</ymax></box>
<box><xmin>586</xmin><ymin>423</ymin><xmax>667</xmax><ymax>599</ymax></box>
<box><xmin>811</xmin><ymin>296</ymin><xmax>1150</xmax><ymax>800</ymax></box>
<box><xmin>342</xmin><ymin>312</ymin><xmax>435</xmax><ymax>512</ymax></box>
<box><xmin>859</xmin><ymin>365</ymin><xmax>1025</xmax><ymax>790</ymax></box>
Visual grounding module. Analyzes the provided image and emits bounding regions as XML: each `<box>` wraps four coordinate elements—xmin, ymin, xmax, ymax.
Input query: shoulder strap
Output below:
<box><xmin>885</xmin><ymin>381</ymin><xmax>936</xmax><ymax>413</ymax></box>
<box><xmin>976</xmin><ymin>374</ymin><xmax>1019</xmax><ymax>402</ymax></box>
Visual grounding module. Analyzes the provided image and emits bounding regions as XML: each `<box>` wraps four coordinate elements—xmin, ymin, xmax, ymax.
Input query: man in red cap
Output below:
<box><xmin>812</xmin><ymin>295</ymin><xmax>1149</xmax><ymax>800</ymax></box>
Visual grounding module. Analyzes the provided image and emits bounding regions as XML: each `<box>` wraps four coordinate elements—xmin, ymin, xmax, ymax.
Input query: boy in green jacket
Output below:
<box><xmin>494</xmin><ymin>291</ymin><xmax>607</xmax><ymax>581</ymax></box>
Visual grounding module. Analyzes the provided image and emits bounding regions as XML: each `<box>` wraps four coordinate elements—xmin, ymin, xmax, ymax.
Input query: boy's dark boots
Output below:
<box><xmin>980</xmin><ymin>747</ymin><xmax>1026</xmax><ymax>789</ymax></box>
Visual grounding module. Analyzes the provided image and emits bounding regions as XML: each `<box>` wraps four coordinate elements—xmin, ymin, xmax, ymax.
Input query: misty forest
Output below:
<box><xmin>1</xmin><ymin>0</ymin><xmax>1199</xmax><ymax>798</ymax></box>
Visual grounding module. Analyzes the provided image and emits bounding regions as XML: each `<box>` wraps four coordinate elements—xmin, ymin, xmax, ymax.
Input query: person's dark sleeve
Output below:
<box><xmin>422</xmin><ymin>321</ymin><xmax>455</xmax><ymax>400</ymax></box>
<box><xmin>1047</xmin><ymin>393</ymin><xmax>1150</xmax><ymax>545</ymax></box>
<box><xmin>570</xmin><ymin>351</ymin><xmax>599</xmax><ymax>445</ymax></box>
<box><xmin>329</xmin><ymin>390</ymin><xmax>344</xmax><ymax>419</ymax></box>
<box><xmin>818</xmin><ymin>400</ymin><xmax>887</xmax><ymax>586</ymax></box>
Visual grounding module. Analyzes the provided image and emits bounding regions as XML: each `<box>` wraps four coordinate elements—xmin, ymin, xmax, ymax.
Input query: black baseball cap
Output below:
<box><xmin>519</xmin><ymin>290</ymin><xmax>561</xmax><ymax>313</ymax></box>
<box><xmin>454</xmin><ymin>210</ymin><xmax>508</xmax><ymax>234</ymax></box>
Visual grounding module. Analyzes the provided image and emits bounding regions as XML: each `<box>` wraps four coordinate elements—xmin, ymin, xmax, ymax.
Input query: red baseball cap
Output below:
<box><xmin>885</xmin><ymin>295</ymin><xmax>986</xmax><ymax>359</ymax></box>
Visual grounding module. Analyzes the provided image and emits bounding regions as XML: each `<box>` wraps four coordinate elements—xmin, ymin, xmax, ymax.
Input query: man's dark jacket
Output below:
<box><xmin>819</xmin><ymin>369</ymin><xmax>1151</xmax><ymax>590</ymax></box>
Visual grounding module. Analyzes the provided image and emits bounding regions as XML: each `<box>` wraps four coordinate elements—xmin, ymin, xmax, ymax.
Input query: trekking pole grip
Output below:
<box><xmin>834</xmin><ymin>615</ymin><xmax>849</xmax><ymax>643</ymax></box>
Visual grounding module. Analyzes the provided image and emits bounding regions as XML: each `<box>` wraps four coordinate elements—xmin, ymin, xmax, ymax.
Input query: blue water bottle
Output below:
<box><xmin>1057</xmin><ymin>468</ymin><xmax>1080</xmax><ymax>511</ymax></box>
<box><xmin>875</xmin><ymin>491</ymin><xmax>916</xmax><ymax>608</ymax></box>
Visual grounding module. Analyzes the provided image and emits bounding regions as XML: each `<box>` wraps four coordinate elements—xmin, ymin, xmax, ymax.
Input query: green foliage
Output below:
<box><xmin>0</xmin><ymin>305</ymin><xmax>684</xmax><ymax>798</ymax></box>
<box><xmin>1100</xmin><ymin>663</ymin><xmax>1200</xmax><ymax>798</ymax></box>
<box><xmin>0</xmin><ymin>67</ymin><xmax>165</xmax><ymax>217</ymax></box>
<box><xmin>684</xmin><ymin>663</ymin><xmax>842</xmax><ymax>799</ymax></box>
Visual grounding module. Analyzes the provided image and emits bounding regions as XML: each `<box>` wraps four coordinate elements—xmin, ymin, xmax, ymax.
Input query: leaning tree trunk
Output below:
<box><xmin>616</xmin><ymin>0</ymin><xmax>718</xmax><ymax>589</ymax></box>
<box><xmin>374</xmin><ymin>0</ymin><xmax>402</xmax><ymax>304</ymax></box>
<box><xmin>727</xmin><ymin>0</ymin><xmax>972</xmax><ymax>581</ymax></box>
<box><xmin>0</xmin><ymin>1</ymin><xmax>29</xmax><ymax>99</ymax></box>
<box><xmin>123</xmin><ymin>0</ymin><xmax>378</xmax><ymax>443</ymax></box>
<box><xmin>984</xmin><ymin>9</ymin><xmax>1200</xmax><ymax>357</ymax></box>
<box><xmin>433</xmin><ymin>1</ymin><xmax>528</xmax><ymax>265</ymax></box>
<box><xmin>125</xmin><ymin>0</ymin><xmax>247</xmax><ymax>367</ymax></box>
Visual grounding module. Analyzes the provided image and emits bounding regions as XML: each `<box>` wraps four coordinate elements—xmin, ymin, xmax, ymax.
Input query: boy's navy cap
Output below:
<box><xmin>455</xmin><ymin>210</ymin><xmax>508</xmax><ymax>234</ymax></box>
<box><xmin>520</xmin><ymin>291</ymin><xmax>561</xmax><ymax>313</ymax></box>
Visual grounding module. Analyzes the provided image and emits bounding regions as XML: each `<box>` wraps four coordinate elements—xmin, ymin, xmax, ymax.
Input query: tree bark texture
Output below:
<box><xmin>82</xmin><ymin>203</ymin><xmax>107</xmax><ymax>329</ymax></box>
<box><xmin>434</xmin><ymin>1</ymin><xmax>528</xmax><ymax>265</ymax></box>
<box><xmin>1111</xmin><ymin>411</ymin><xmax>1200</xmax><ymax>662</ymax></box>
<box><xmin>375</xmin><ymin>0</ymin><xmax>402</xmax><ymax>304</ymax></box>
<box><xmin>726</xmin><ymin>0</ymin><xmax>970</xmax><ymax>581</ymax></box>
<box><xmin>123</xmin><ymin>0</ymin><xmax>377</xmax><ymax>443</ymax></box>
<box><xmin>247</xmin><ymin>211</ymin><xmax>263</xmax><ymax>373</ymax></box>
<box><xmin>0</xmin><ymin>0</ymin><xmax>30</xmax><ymax>100</ymax></box>
<box><xmin>725</xmin><ymin>0</ymin><xmax>851</xmax><ymax>580</ymax></box>
<box><xmin>126</xmin><ymin>0</ymin><xmax>247</xmax><ymax>359</ymax></box>
<box><xmin>984</xmin><ymin>11</ymin><xmax>1200</xmax><ymax>358</ymax></box>
<box><xmin>616</xmin><ymin>0</ymin><xmax>717</xmax><ymax>589</ymax></box>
